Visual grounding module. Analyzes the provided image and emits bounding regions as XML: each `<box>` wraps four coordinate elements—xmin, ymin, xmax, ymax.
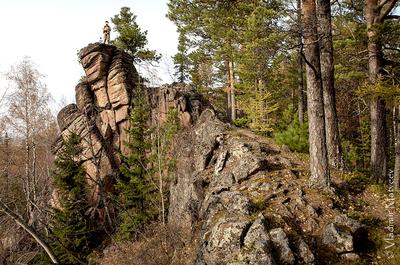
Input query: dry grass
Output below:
<box><xmin>98</xmin><ymin>223</ymin><xmax>198</xmax><ymax>265</ymax></box>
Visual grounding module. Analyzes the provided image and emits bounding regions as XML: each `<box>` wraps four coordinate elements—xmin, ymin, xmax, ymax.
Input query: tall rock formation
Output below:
<box><xmin>53</xmin><ymin>44</ymin><xmax>209</xmax><ymax>209</ymax></box>
<box><xmin>54</xmin><ymin>43</ymin><xmax>137</xmax><ymax>206</ymax></box>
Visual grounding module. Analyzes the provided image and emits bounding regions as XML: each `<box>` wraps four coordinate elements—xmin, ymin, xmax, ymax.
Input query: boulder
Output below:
<box><xmin>227</xmin><ymin>139</ymin><xmax>266</xmax><ymax>183</ymax></box>
<box><xmin>230</xmin><ymin>216</ymin><xmax>276</xmax><ymax>265</ymax></box>
<box><xmin>334</xmin><ymin>214</ymin><xmax>362</xmax><ymax>233</ymax></box>
<box><xmin>200</xmin><ymin>217</ymin><xmax>252</xmax><ymax>265</ymax></box>
<box><xmin>269</xmin><ymin>228</ymin><xmax>295</xmax><ymax>265</ymax></box>
<box><xmin>322</xmin><ymin>223</ymin><xmax>354</xmax><ymax>253</ymax></box>
<box><xmin>297</xmin><ymin>238</ymin><xmax>315</xmax><ymax>264</ymax></box>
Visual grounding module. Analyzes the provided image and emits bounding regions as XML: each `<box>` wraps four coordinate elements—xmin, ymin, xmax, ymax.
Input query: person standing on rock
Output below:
<box><xmin>103</xmin><ymin>21</ymin><xmax>111</xmax><ymax>44</ymax></box>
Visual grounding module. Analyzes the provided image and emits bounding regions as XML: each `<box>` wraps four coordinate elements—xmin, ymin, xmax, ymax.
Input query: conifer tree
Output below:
<box><xmin>168</xmin><ymin>0</ymin><xmax>249</xmax><ymax>121</ymax></box>
<box><xmin>302</xmin><ymin>0</ymin><xmax>330</xmax><ymax>189</ymax></box>
<box><xmin>236</xmin><ymin>3</ymin><xmax>282</xmax><ymax>134</ymax></box>
<box><xmin>365</xmin><ymin>0</ymin><xmax>398</xmax><ymax>182</ymax></box>
<box><xmin>173</xmin><ymin>32</ymin><xmax>190</xmax><ymax>82</ymax></box>
<box><xmin>51</xmin><ymin>133</ymin><xmax>96</xmax><ymax>265</ymax></box>
<box><xmin>116</xmin><ymin>84</ymin><xmax>155</xmax><ymax>240</ymax></box>
<box><xmin>317</xmin><ymin>0</ymin><xmax>346</xmax><ymax>170</ymax></box>
<box><xmin>111</xmin><ymin>7</ymin><xmax>160</xmax><ymax>63</ymax></box>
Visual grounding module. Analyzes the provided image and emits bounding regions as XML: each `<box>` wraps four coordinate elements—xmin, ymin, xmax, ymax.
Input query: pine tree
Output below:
<box><xmin>116</xmin><ymin>84</ymin><xmax>155</xmax><ymax>240</ymax></box>
<box><xmin>173</xmin><ymin>32</ymin><xmax>190</xmax><ymax>82</ymax></box>
<box><xmin>317</xmin><ymin>0</ymin><xmax>346</xmax><ymax>170</ymax></box>
<box><xmin>236</xmin><ymin>3</ymin><xmax>282</xmax><ymax>135</ymax></box>
<box><xmin>111</xmin><ymin>7</ymin><xmax>160</xmax><ymax>63</ymax></box>
<box><xmin>302</xmin><ymin>0</ymin><xmax>330</xmax><ymax>189</ymax></box>
<box><xmin>51</xmin><ymin>133</ymin><xmax>96</xmax><ymax>265</ymax></box>
<box><xmin>365</xmin><ymin>0</ymin><xmax>398</xmax><ymax>182</ymax></box>
<box><xmin>168</xmin><ymin>0</ymin><xmax>250</xmax><ymax>121</ymax></box>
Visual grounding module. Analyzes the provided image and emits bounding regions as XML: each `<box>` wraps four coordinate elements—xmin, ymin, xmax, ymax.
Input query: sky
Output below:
<box><xmin>0</xmin><ymin>0</ymin><xmax>178</xmax><ymax>111</ymax></box>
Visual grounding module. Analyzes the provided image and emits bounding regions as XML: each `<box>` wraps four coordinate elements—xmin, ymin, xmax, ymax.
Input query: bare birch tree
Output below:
<box><xmin>5</xmin><ymin>57</ymin><xmax>52</xmax><ymax>225</ymax></box>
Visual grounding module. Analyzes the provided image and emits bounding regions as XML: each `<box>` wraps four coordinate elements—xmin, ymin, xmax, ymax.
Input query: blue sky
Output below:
<box><xmin>0</xmin><ymin>0</ymin><xmax>178</xmax><ymax>111</ymax></box>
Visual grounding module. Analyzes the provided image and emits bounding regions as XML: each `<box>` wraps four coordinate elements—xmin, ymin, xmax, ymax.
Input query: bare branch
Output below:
<box><xmin>377</xmin><ymin>0</ymin><xmax>391</xmax><ymax>9</ymax></box>
<box><xmin>0</xmin><ymin>86</ymin><xmax>9</xmax><ymax>106</ymax></box>
<box><xmin>0</xmin><ymin>199</ymin><xmax>59</xmax><ymax>264</ymax></box>
<box><xmin>385</xmin><ymin>14</ymin><xmax>400</xmax><ymax>19</ymax></box>
<box><xmin>379</xmin><ymin>0</ymin><xmax>398</xmax><ymax>21</ymax></box>
<box><xmin>383</xmin><ymin>46</ymin><xmax>400</xmax><ymax>53</ymax></box>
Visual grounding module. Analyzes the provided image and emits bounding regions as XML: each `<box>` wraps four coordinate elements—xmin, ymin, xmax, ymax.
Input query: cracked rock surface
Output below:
<box><xmin>54</xmin><ymin>44</ymin><xmax>209</xmax><ymax>211</ymax></box>
<box><xmin>54</xmin><ymin>43</ymin><xmax>137</xmax><ymax>206</ymax></box>
<box><xmin>167</xmin><ymin>104</ymin><xmax>365</xmax><ymax>264</ymax></box>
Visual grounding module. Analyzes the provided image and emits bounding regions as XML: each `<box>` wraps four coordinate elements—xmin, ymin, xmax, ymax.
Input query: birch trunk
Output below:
<box><xmin>0</xmin><ymin>200</ymin><xmax>59</xmax><ymax>264</ymax></box>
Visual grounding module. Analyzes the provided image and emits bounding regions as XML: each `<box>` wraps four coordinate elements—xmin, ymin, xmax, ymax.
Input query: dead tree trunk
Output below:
<box><xmin>302</xmin><ymin>0</ymin><xmax>330</xmax><ymax>189</ymax></box>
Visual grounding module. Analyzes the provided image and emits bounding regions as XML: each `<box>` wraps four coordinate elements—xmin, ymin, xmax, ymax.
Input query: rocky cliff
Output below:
<box><xmin>167</xmin><ymin>109</ymin><xmax>368</xmax><ymax>264</ymax></box>
<box><xmin>53</xmin><ymin>43</ymin><xmax>138</xmax><ymax>207</ymax></box>
<box><xmin>53</xmin><ymin>43</ymin><xmax>210</xmax><ymax>208</ymax></box>
<box><xmin>54</xmin><ymin>43</ymin><xmax>380</xmax><ymax>264</ymax></box>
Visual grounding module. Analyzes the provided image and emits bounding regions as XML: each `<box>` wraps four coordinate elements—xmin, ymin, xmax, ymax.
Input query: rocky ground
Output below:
<box><xmin>166</xmin><ymin>107</ymin><xmax>400</xmax><ymax>265</ymax></box>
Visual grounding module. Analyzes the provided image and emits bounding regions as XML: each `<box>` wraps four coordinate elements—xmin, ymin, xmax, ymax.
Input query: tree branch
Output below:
<box><xmin>385</xmin><ymin>14</ymin><xmax>400</xmax><ymax>19</ymax></box>
<box><xmin>379</xmin><ymin>0</ymin><xmax>398</xmax><ymax>21</ymax></box>
<box><xmin>383</xmin><ymin>46</ymin><xmax>400</xmax><ymax>53</ymax></box>
<box><xmin>377</xmin><ymin>0</ymin><xmax>391</xmax><ymax>9</ymax></box>
<box><xmin>0</xmin><ymin>86</ymin><xmax>10</xmax><ymax>106</ymax></box>
<box><xmin>0</xmin><ymin>199</ymin><xmax>59</xmax><ymax>264</ymax></box>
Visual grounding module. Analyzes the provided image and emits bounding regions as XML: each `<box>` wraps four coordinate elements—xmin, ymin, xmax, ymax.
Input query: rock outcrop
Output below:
<box><xmin>54</xmin><ymin>43</ymin><xmax>137</xmax><ymax>205</ymax></box>
<box><xmin>53</xmin><ymin>44</ymin><xmax>211</xmax><ymax>209</ymax></box>
<box><xmin>167</xmin><ymin>106</ymin><xmax>366</xmax><ymax>264</ymax></box>
<box><xmin>147</xmin><ymin>83</ymin><xmax>209</xmax><ymax>128</ymax></box>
